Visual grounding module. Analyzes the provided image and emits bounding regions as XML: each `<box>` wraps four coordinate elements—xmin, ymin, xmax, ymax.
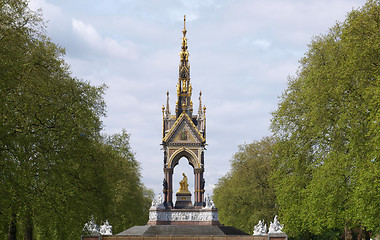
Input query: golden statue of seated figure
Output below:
<box><xmin>178</xmin><ymin>173</ymin><xmax>190</xmax><ymax>193</ymax></box>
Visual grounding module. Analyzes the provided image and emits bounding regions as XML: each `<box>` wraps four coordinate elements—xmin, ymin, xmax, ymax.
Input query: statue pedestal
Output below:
<box><xmin>148</xmin><ymin>192</ymin><xmax>220</xmax><ymax>226</ymax></box>
<box><xmin>175</xmin><ymin>192</ymin><xmax>192</xmax><ymax>209</ymax></box>
<box><xmin>268</xmin><ymin>233</ymin><xmax>288</xmax><ymax>240</ymax></box>
<box><xmin>147</xmin><ymin>208</ymin><xmax>219</xmax><ymax>226</ymax></box>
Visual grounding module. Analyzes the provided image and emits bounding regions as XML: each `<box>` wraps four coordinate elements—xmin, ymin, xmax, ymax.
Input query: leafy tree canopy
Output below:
<box><xmin>0</xmin><ymin>1</ymin><xmax>152</xmax><ymax>239</ymax></box>
<box><xmin>271</xmin><ymin>0</ymin><xmax>379</xmax><ymax>238</ymax></box>
<box><xmin>213</xmin><ymin>137</ymin><xmax>277</xmax><ymax>234</ymax></box>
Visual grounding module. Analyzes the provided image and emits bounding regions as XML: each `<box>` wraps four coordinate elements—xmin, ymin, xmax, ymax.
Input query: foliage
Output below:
<box><xmin>0</xmin><ymin>1</ymin><xmax>152</xmax><ymax>239</ymax></box>
<box><xmin>270</xmin><ymin>0</ymin><xmax>379</xmax><ymax>238</ymax></box>
<box><xmin>213</xmin><ymin>137</ymin><xmax>277</xmax><ymax>234</ymax></box>
<box><xmin>101</xmin><ymin>131</ymin><xmax>154</xmax><ymax>234</ymax></box>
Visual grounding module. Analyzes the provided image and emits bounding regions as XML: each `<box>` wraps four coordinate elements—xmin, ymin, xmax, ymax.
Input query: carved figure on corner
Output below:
<box><xmin>204</xmin><ymin>194</ymin><xmax>215</xmax><ymax>209</ymax></box>
<box><xmin>253</xmin><ymin>220</ymin><xmax>267</xmax><ymax>235</ymax></box>
<box><xmin>200</xmin><ymin>178</ymin><xmax>205</xmax><ymax>190</ymax></box>
<box><xmin>268</xmin><ymin>215</ymin><xmax>284</xmax><ymax>234</ymax></box>
<box><xmin>83</xmin><ymin>216</ymin><xmax>99</xmax><ymax>235</ymax></box>
<box><xmin>99</xmin><ymin>220</ymin><xmax>112</xmax><ymax>236</ymax></box>
<box><xmin>151</xmin><ymin>193</ymin><xmax>165</xmax><ymax>209</ymax></box>
<box><xmin>163</xmin><ymin>179</ymin><xmax>168</xmax><ymax>191</ymax></box>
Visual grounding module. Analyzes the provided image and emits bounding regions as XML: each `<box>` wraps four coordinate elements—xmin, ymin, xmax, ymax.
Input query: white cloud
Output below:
<box><xmin>251</xmin><ymin>39</ymin><xmax>271</xmax><ymax>49</ymax></box>
<box><xmin>72</xmin><ymin>18</ymin><xmax>139</xmax><ymax>60</ymax></box>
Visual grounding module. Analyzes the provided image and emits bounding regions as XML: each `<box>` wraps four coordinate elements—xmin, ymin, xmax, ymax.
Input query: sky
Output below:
<box><xmin>29</xmin><ymin>0</ymin><xmax>367</xmax><ymax>198</ymax></box>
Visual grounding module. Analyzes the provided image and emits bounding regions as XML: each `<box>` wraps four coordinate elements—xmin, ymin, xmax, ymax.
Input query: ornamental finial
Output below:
<box><xmin>180</xmin><ymin>15</ymin><xmax>189</xmax><ymax>59</ymax></box>
<box><xmin>183</xmin><ymin>15</ymin><xmax>187</xmax><ymax>37</ymax></box>
<box><xmin>198</xmin><ymin>91</ymin><xmax>203</xmax><ymax>115</ymax></box>
<box><xmin>165</xmin><ymin>91</ymin><xmax>170</xmax><ymax>115</ymax></box>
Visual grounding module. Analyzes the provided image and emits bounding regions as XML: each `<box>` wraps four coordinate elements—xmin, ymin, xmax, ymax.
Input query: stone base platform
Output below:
<box><xmin>175</xmin><ymin>192</ymin><xmax>192</xmax><ymax>209</ymax></box>
<box><xmin>148</xmin><ymin>208</ymin><xmax>219</xmax><ymax>226</ymax></box>
<box><xmin>117</xmin><ymin>225</ymin><xmax>249</xmax><ymax>237</ymax></box>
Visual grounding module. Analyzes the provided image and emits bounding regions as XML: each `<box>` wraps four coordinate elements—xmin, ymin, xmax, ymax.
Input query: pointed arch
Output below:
<box><xmin>168</xmin><ymin>147</ymin><xmax>199</xmax><ymax>169</ymax></box>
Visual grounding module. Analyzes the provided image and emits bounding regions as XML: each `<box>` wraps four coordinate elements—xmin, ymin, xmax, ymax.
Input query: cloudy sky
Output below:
<box><xmin>30</xmin><ymin>0</ymin><xmax>367</xmax><ymax>197</ymax></box>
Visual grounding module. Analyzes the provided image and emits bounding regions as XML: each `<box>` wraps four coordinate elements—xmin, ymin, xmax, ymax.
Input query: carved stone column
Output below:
<box><xmin>193</xmin><ymin>168</ymin><xmax>204</xmax><ymax>207</ymax></box>
<box><xmin>163</xmin><ymin>167</ymin><xmax>174</xmax><ymax>208</ymax></box>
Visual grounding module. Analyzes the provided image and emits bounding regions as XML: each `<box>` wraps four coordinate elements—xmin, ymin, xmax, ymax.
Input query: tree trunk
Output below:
<box><xmin>8</xmin><ymin>214</ymin><xmax>17</xmax><ymax>240</ymax></box>
<box><xmin>24</xmin><ymin>214</ymin><xmax>33</xmax><ymax>240</ymax></box>
<box><xmin>344</xmin><ymin>223</ymin><xmax>352</xmax><ymax>240</ymax></box>
<box><xmin>357</xmin><ymin>226</ymin><xmax>370</xmax><ymax>240</ymax></box>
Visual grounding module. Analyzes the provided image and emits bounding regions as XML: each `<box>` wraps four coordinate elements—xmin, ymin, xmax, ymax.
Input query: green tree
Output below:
<box><xmin>0</xmin><ymin>1</ymin><xmax>152</xmax><ymax>239</ymax></box>
<box><xmin>213</xmin><ymin>137</ymin><xmax>277</xmax><ymax>234</ymax></box>
<box><xmin>270</xmin><ymin>1</ymin><xmax>379</xmax><ymax>238</ymax></box>
<box><xmin>101</xmin><ymin>131</ymin><xmax>154</xmax><ymax>234</ymax></box>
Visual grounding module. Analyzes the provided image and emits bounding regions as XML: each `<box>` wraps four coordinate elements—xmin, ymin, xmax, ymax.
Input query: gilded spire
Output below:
<box><xmin>180</xmin><ymin>15</ymin><xmax>189</xmax><ymax>63</ymax></box>
<box><xmin>165</xmin><ymin>91</ymin><xmax>171</xmax><ymax>115</ymax></box>
<box><xmin>198</xmin><ymin>91</ymin><xmax>203</xmax><ymax>115</ymax></box>
<box><xmin>176</xmin><ymin>15</ymin><xmax>192</xmax><ymax>118</ymax></box>
<box><xmin>183</xmin><ymin>15</ymin><xmax>187</xmax><ymax>37</ymax></box>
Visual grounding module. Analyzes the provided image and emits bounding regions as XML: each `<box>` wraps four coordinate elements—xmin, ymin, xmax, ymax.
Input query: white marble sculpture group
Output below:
<box><xmin>253</xmin><ymin>215</ymin><xmax>284</xmax><ymax>235</ymax></box>
<box><xmin>83</xmin><ymin>216</ymin><xmax>112</xmax><ymax>236</ymax></box>
<box><xmin>148</xmin><ymin>193</ymin><xmax>218</xmax><ymax>222</ymax></box>
<box><xmin>99</xmin><ymin>220</ymin><xmax>112</xmax><ymax>235</ymax></box>
<box><xmin>150</xmin><ymin>193</ymin><xmax>165</xmax><ymax>209</ymax></box>
<box><xmin>253</xmin><ymin>219</ymin><xmax>267</xmax><ymax>235</ymax></box>
<box><xmin>149</xmin><ymin>210</ymin><xmax>219</xmax><ymax>222</ymax></box>
<box><xmin>204</xmin><ymin>194</ymin><xmax>216</xmax><ymax>209</ymax></box>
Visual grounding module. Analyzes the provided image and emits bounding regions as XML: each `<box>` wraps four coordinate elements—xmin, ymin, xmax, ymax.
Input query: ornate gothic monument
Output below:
<box><xmin>146</xmin><ymin>16</ymin><xmax>219</xmax><ymax>226</ymax></box>
<box><xmin>114</xmin><ymin>16</ymin><xmax>246</xmax><ymax>235</ymax></box>
<box><xmin>161</xmin><ymin>15</ymin><xmax>206</xmax><ymax>210</ymax></box>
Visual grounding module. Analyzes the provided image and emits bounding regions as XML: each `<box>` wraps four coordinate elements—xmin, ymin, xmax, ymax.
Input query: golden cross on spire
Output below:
<box><xmin>182</xmin><ymin>15</ymin><xmax>187</xmax><ymax>37</ymax></box>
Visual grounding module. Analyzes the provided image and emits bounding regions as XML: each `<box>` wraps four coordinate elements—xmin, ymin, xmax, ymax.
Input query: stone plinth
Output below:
<box><xmin>252</xmin><ymin>235</ymin><xmax>267</xmax><ymax>240</ymax></box>
<box><xmin>268</xmin><ymin>233</ymin><xmax>288</xmax><ymax>240</ymax></box>
<box><xmin>175</xmin><ymin>192</ymin><xmax>192</xmax><ymax>209</ymax></box>
<box><xmin>252</xmin><ymin>234</ymin><xmax>288</xmax><ymax>240</ymax></box>
<box><xmin>147</xmin><ymin>208</ymin><xmax>219</xmax><ymax>226</ymax></box>
<box><xmin>117</xmin><ymin>225</ymin><xmax>249</xmax><ymax>237</ymax></box>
